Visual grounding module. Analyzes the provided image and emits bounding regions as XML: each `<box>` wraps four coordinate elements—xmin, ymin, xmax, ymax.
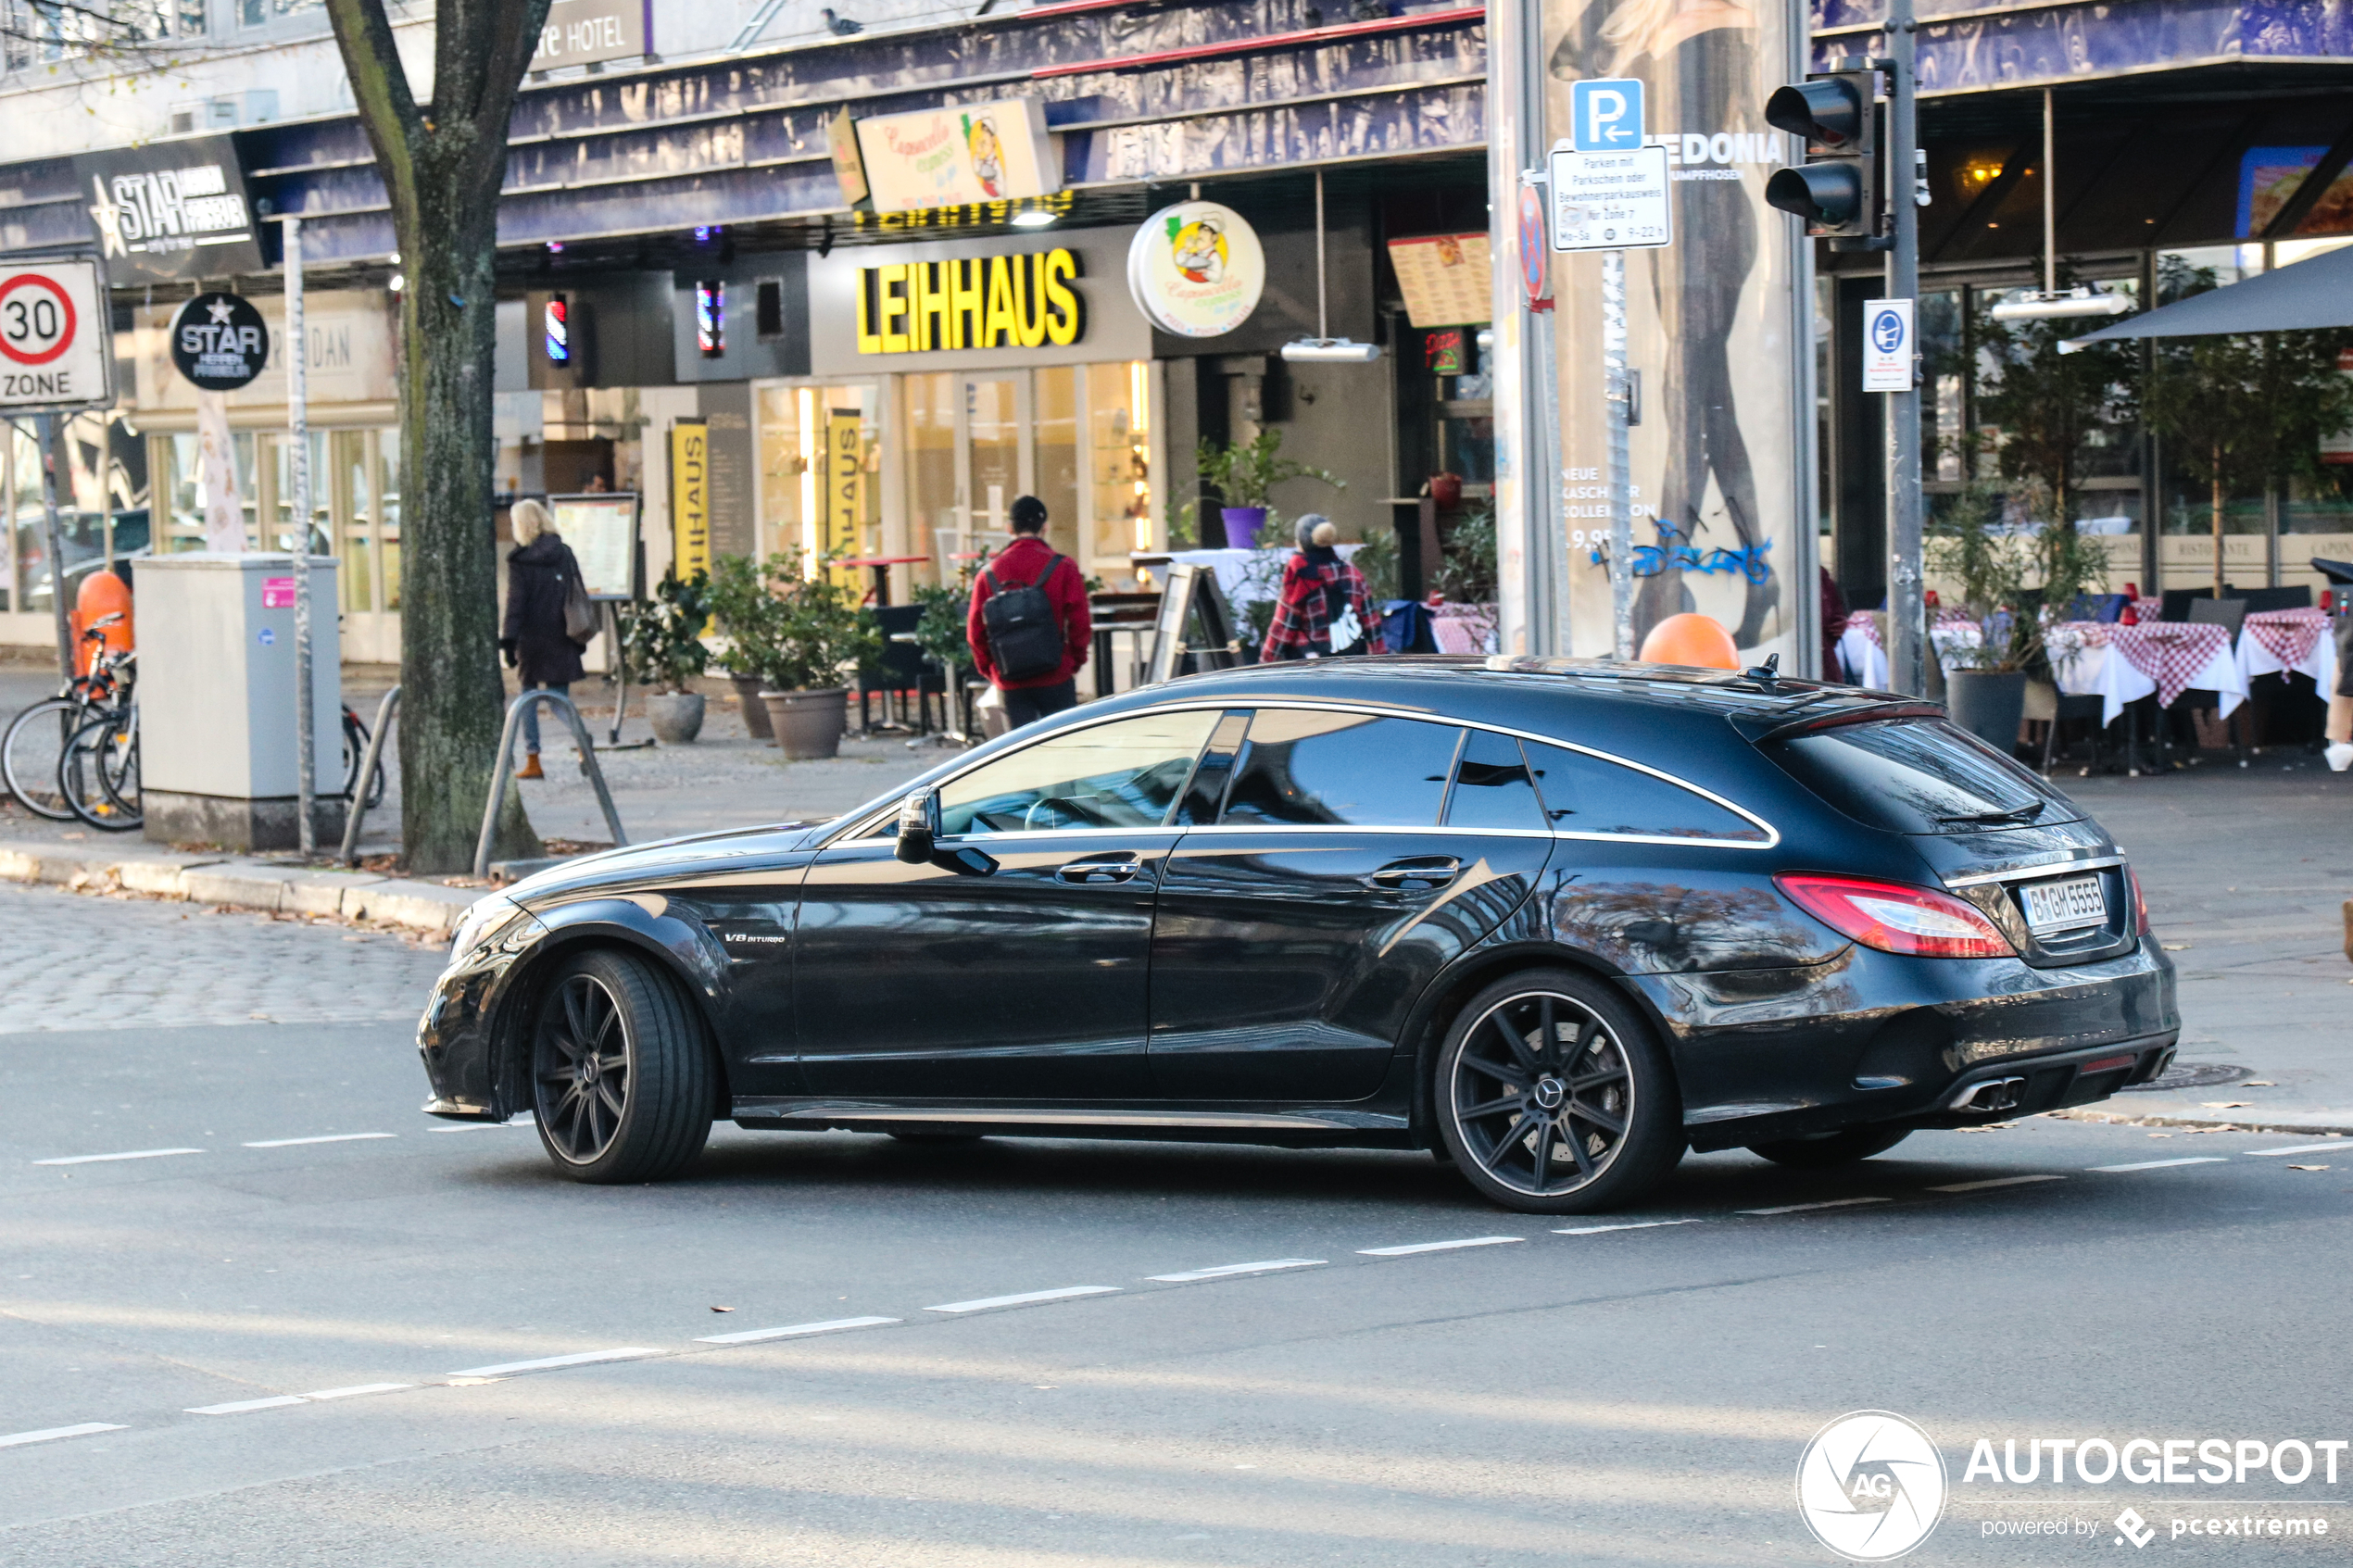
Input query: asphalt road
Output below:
<box><xmin>3</xmin><ymin>897</ymin><xmax>2351</xmax><ymax>1562</ymax></box>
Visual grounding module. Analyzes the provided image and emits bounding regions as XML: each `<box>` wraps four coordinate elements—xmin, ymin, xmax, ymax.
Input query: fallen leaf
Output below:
<box><xmin>2162</xmin><ymin>943</ymin><xmax>2191</xmax><ymax>951</ymax></box>
<box><xmin>2240</xmin><ymin>1081</ymin><xmax>2274</xmax><ymax>1087</ymax></box>
<box><xmin>2147</xmin><ymin>1132</ymin><xmax>2174</xmax><ymax>1138</ymax></box>
<box><xmin>2201</xmin><ymin>1101</ymin><xmax>2252</xmax><ymax>1109</ymax></box>
<box><xmin>2288</xmin><ymin>1164</ymin><xmax>2329</xmax><ymax>1172</ymax></box>
<box><xmin>710</xmin><ymin>1306</ymin><xmax>734</xmax><ymax>1313</ymax></box>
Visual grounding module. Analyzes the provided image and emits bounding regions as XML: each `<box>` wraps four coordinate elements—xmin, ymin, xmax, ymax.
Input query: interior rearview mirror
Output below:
<box><xmin>893</xmin><ymin>788</ymin><xmax>941</xmax><ymax>864</ymax></box>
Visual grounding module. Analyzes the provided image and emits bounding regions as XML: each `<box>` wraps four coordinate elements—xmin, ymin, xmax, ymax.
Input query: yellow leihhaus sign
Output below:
<box><xmin>854</xmin><ymin>247</ymin><xmax>1084</xmax><ymax>354</ymax></box>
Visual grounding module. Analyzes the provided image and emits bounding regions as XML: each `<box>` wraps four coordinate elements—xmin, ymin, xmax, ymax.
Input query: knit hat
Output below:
<box><xmin>1294</xmin><ymin>513</ymin><xmax>1332</xmax><ymax>550</ymax></box>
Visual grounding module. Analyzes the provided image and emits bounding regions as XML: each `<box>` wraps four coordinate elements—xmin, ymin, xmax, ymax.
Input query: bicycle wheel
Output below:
<box><xmin>60</xmin><ymin>713</ymin><xmax>142</xmax><ymax>832</ymax></box>
<box><xmin>341</xmin><ymin>707</ymin><xmax>386</xmax><ymax>808</ymax></box>
<box><xmin>3</xmin><ymin>696</ymin><xmax>83</xmax><ymax>821</ymax></box>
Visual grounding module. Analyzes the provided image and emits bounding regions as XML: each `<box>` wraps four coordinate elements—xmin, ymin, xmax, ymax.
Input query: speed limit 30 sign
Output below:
<box><xmin>0</xmin><ymin>258</ymin><xmax>115</xmax><ymax>413</ymax></box>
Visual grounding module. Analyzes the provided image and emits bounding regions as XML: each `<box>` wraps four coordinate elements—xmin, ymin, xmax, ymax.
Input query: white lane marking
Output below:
<box><xmin>696</xmin><ymin>1316</ymin><xmax>901</xmax><ymax>1345</ymax></box>
<box><xmin>301</xmin><ymin>1383</ymin><xmax>414</xmax><ymax>1400</ymax></box>
<box><xmin>1356</xmin><ymin>1236</ymin><xmax>1525</xmax><ymax>1257</ymax></box>
<box><xmin>924</xmin><ymin>1286</ymin><xmax>1121</xmax><ymax>1314</ymax></box>
<box><xmin>32</xmin><ymin>1148</ymin><xmax>204</xmax><ymax>1166</ymax></box>
<box><xmin>186</xmin><ymin>1396</ymin><xmax>308</xmax><ymax>1415</ymax></box>
<box><xmin>447</xmin><ymin>1348</ymin><xmax>663</xmax><ymax>1378</ymax></box>
<box><xmin>1929</xmin><ymin>1174</ymin><xmax>2068</xmax><ymax>1193</ymax></box>
<box><xmin>242</xmin><ymin>1133</ymin><xmax>398</xmax><ymax>1148</ymax></box>
<box><xmin>2087</xmin><ymin>1157</ymin><xmax>2229</xmax><ymax>1173</ymax></box>
<box><xmin>1148</xmin><ymin>1259</ymin><xmax>1327</xmax><ymax>1283</ymax></box>
<box><xmin>1739</xmin><ymin>1198</ymin><xmax>1892</xmax><ymax>1216</ymax></box>
<box><xmin>1554</xmin><ymin>1219</ymin><xmax>1705</xmax><ymax>1235</ymax></box>
<box><xmin>0</xmin><ymin>1422</ymin><xmax>125</xmax><ymax>1449</ymax></box>
<box><xmin>2247</xmin><ymin>1143</ymin><xmax>2350</xmax><ymax>1158</ymax></box>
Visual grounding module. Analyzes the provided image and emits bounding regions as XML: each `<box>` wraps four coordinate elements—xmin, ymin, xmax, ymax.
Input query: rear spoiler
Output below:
<box><xmin>1737</xmin><ymin>699</ymin><xmax>1947</xmax><ymax>745</ymax></box>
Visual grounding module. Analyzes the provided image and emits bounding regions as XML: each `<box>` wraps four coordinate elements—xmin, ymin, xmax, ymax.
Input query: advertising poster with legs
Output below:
<box><xmin>1543</xmin><ymin>0</ymin><xmax>1813</xmax><ymax>666</ymax></box>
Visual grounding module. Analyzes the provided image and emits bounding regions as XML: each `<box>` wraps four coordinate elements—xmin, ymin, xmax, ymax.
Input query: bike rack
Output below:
<box><xmin>473</xmin><ymin>689</ymin><xmax>628</xmax><ymax>879</ymax></box>
<box><xmin>337</xmin><ymin>684</ymin><xmax>399</xmax><ymax>867</ymax></box>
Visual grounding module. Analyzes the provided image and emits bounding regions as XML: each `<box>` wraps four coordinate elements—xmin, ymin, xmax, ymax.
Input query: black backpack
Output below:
<box><xmin>980</xmin><ymin>551</ymin><xmax>1069</xmax><ymax>683</ymax></box>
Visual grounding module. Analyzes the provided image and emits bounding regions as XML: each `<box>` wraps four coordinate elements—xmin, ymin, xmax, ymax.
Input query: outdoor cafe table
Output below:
<box><xmin>2048</xmin><ymin>621</ymin><xmax>2246</xmax><ymax>726</ymax></box>
<box><xmin>2234</xmin><ymin>606</ymin><xmax>2339</xmax><ymax>697</ymax></box>
<box><xmin>1834</xmin><ymin>614</ymin><xmax>1982</xmax><ymax>689</ymax></box>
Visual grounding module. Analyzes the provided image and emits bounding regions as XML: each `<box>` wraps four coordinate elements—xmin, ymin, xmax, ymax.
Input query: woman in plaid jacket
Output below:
<box><xmin>1261</xmin><ymin>515</ymin><xmax>1383</xmax><ymax>662</ymax></box>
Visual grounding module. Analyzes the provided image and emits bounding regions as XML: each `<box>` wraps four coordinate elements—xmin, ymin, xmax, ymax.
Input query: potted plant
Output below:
<box><xmin>1927</xmin><ymin>482</ymin><xmax>2108</xmax><ymax>751</ymax></box>
<box><xmin>706</xmin><ymin>554</ymin><xmax>778</xmax><ymax>741</ymax></box>
<box><xmin>1189</xmin><ymin>429</ymin><xmax>1340</xmax><ymax>549</ymax></box>
<box><xmin>735</xmin><ymin>548</ymin><xmax>880</xmax><ymax>759</ymax></box>
<box><xmin>619</xmin><ymin>567</ymin><xmax>713</xmax><ymax>745</ymax></box>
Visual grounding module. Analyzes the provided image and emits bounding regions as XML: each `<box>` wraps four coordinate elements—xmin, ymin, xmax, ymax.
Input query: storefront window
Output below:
<box><xmin>1086</xmin><ymin>361</ymin><xmax>1152</xmax><ymax>568</ymax></box>
<box><xmin>965</xmin><ymin>375</ymin><xmax>1020</xmax><ymax>548</ymax></box>
<box><xmin>6</xmin><ymin>421</ymin><xmax>37</xmax><ymax>611</ymax></box>
<box><xmin>157</xmin><ymin>433</ymin><xmax>207</xmax><ymax>553</ymax></box>
<box><xmin>1035</xmin><ymin>366</ymin><xmax>1080</xmax><ymax>561</ymax></box>
<box><xmin>901</xmin><ymin>371</ymin><xmax>957</xmax><ymax>578</ymax></box>
<box><xmin>758</xmin><ymin>383</ymin><xmax>879</xmax><ymax>586</ymax></box>
<box><xmin>335</xmin><ymin>430</ymin><xmax>374</xmax><ymax>613</ymax></box>
<box><xmin>272</xmin><ymin>430</ymin><xmax>332</xmax><ymax>556</ymax></box>
<box><xmin>379</xmin><ymin>426</ymin><xmax>402</xmax><ymax>608</ymax></box>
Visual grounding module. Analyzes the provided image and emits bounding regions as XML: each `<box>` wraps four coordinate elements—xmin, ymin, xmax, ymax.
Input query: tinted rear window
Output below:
<box><xmin>1522</xmin><ymin>740</ymin><xmax>1767</xmax><ymax>842</ymax></box>
<box><xmin>1772</xmin><ymin>718</ymin><xmax>2082</xmax><ymax>835</ymax></box>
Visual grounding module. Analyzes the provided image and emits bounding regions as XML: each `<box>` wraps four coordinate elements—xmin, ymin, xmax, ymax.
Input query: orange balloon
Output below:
<box><xmin>71</xmin><ymin>566</ymin><xmax>133</xmax><ymax>675</ymax></box>
<box><xmin>1636</xmin><ymin>612</ymin><xmax>1738</xmax><ymax>670</ymax></box>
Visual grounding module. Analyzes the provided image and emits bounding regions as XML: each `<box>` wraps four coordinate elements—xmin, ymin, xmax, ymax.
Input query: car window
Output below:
<box><xmin>1523</xmin><ymin>739</ymin><xmax>1767</xmax><ymax>842</ymax></box>
<box><xmin>937</xmin><ymin>710</ymin><xmax>1220</xmax><ymax>836</ymax></box>
<box><xmin>1770</xmin><ymin>717</ymin><xmax>2081</xmax><ymax>835</ymax></box>
<box><xmin>1445</xmin><ymin>729</ymin><xmax>1547</xmax><ymax>831</ymax></box>
<box><xmin>1220</xmin><ymin>709</ymin><xmax>1462</xmax><ymax>827</ymax></box>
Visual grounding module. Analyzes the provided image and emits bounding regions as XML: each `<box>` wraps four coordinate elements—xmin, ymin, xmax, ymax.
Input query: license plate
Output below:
<box><xmin>2020</xmin><ymin>874</ymin><xmax>2107</xmax><ymax>934</ymax></box>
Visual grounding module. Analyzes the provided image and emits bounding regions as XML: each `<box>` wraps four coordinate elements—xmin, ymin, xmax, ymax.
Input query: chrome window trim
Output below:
<box><xmin>824</xmin><ymin>697</ymin><xmax>1782</xmax><ymax>851</ymax></box>
<box><xmin>1941</xmin><ymin>852</ymin><xmax>2126</xmax><ymax>889</ymax></box>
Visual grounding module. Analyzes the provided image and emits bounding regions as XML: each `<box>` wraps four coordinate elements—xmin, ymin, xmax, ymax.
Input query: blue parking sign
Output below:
<box><xmin>1571</xmin><ymin>78</ymin><xmax>1645</xmax><ymax>152</ymax></box>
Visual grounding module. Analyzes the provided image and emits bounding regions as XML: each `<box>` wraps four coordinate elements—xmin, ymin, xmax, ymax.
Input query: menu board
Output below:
<box><xmin>1387</xmin><ymin>232</ymin><xmax>1492</xmax><ymax>328</ymax></box>
<box><xmin>549</xmin><ymin>493</ymin><xmax>640</xmax><ymax>601</ymax></box>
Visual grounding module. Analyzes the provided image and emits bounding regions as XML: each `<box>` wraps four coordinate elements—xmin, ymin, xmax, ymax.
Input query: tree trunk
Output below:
<box><xmin>327</xmin><ymin>0</ymin><xmax>550</xmax><ymax>872</ymax></box>
<box><xmin>2209</xmin><ymin>445</ymin><xmax>2226</xmax><ymax>603</ymax></box>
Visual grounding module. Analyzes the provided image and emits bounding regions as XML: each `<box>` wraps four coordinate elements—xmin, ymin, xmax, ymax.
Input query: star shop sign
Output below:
<box><xmin>170</xmin><ymin>291</ymin><xmax>270</xmax><ymax>392</ymax></box>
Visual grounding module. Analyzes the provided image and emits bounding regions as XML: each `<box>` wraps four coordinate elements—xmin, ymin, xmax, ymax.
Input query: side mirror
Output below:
<box><xmin>893</xmin><ymin>788</ymin><xmax>941</xmax><ymax>863</ymax></box>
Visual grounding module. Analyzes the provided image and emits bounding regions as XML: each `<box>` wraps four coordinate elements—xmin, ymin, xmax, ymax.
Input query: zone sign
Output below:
<box><xmin>0</xmin><ymin>259</ymin><xmax>114</xmax><ymax>413</ymax></box>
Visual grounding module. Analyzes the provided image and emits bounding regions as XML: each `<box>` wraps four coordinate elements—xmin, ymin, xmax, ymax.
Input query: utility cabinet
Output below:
<box><xmin>137</xmin><ymin>553</ymin><xmax>342</xmax><ymax>851</ymax></box>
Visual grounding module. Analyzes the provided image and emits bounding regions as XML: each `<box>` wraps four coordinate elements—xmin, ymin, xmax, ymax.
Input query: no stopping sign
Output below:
<box><xmin>0</xmin><ymin>259</ymin><xmax>113</xmax><ymax>413</ymax></box>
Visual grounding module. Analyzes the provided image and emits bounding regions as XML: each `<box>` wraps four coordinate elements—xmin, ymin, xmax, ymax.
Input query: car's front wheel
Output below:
<box><xmin>1435</xmin><ymin>969</ymin><xmax>1683</xmax><ymax>1214</ymax></box>
<box><xmin>530</xmin><ymin>947</ymin><xmax>714</xmax><ymax>1184</ymax></box>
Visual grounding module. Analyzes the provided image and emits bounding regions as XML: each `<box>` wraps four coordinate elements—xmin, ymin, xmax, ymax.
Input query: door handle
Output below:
<box><xmin>1057</xmin><ymin>856</ymin><xmax>1143</xmax><ymax>884</ymax></box>
<box><xmin>1367</xmin><ymin>856</ymin><xmax>1460</xmax><ymax>891</ymax></box>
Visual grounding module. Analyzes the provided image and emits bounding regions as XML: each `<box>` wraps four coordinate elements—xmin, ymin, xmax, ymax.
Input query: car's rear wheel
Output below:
<box><xmin>1746</xmin><ymin>1127</ymin><xmax>1912</xmax><ymax>1167</ymax></box>
<box><xmin>1435</xmin><ymin>969</ymin><xmax>1683</xmax><ymax>1214</ymax></box>
<box><xmin>530</xmin><ymin>948</ymin><xmax>714</xmax><ymax>1184</ymax></box>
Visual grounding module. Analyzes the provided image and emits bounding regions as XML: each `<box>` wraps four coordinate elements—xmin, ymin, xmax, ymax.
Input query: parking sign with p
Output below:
<box><xmin>1572</xmin><ymin>78</ymin><xmax>1646</xmax><ymax>152</ymax></box>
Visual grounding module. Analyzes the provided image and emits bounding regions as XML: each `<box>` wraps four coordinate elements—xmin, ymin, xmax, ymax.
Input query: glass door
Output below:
<box><xmin>963</xmin><ymin>374</ymin><xmax>1025</xmax><ymax>560</ymax></box>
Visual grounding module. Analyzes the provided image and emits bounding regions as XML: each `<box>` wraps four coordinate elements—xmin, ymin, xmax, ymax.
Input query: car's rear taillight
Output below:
<box><xmin>1775</xmin><ymin>872</ymin><xmax>2015</xmax><ymax>959</ymax></box>
<box><xmin>2126</xmin><ymin>866</ymin><xmax>2151</xmax><ymax>935</ymax></box>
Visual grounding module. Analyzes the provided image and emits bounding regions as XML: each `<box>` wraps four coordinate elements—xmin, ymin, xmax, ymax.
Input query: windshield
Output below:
<box><xmin>1771</xmin><ymin>717</ymin><xmax>2082</xmax><ymax>835</ymax></box>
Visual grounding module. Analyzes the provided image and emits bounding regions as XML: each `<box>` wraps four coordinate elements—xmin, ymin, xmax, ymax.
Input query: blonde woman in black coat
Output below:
<box><xmin>499</xmin><ymin>498</ymin><xmax>588</xmax><ymax>780</ymax></box>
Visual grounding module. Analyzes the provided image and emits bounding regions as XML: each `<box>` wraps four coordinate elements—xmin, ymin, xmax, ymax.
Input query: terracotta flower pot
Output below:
<box><xmin>761</xmin><ymin>687</ymin><xmax>849</xmax><ymax>759</ymax></box>
<box><xmin>729</xmin><ymin>671</ymin><xmax>774</xmax><ymax>740</ymax></box>
<box><xmin>646</xmin><ymin>691</ymin><xmax>706</xmax><ymax>746</ymax></box>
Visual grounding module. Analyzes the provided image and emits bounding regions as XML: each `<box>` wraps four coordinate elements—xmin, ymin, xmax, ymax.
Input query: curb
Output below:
<box><xmin>0</xmin><ymin>841</ymin><xmax>478</xmax><ymax>937</ymax></box>
<box><xmin>2051</xmin><ymin>1108</ymin><xmax>2353</xmax><ymax>1136</ymax></box>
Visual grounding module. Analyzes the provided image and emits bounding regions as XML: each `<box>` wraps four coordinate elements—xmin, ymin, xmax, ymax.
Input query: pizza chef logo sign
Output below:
<box><xmin>170</xmin><ymin>291</ymin><xmax>270</xmax><ymax>392</ymax></box>
<box><xmin>1797</xmin><ymin>1411</ymin><xmax>1947</xmax><ymax>1561</ymax></box>
<box><xmin>1126</xmin><ymin>200</ymin><xmax>1265</xmax><ymax>339</ymax></box>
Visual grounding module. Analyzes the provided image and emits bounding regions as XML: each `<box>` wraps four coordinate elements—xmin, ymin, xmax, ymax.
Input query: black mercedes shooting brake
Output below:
<box><xmin>419</xmin><ymin>657</ymin><xmax>2180</xmax><ymax>1213</ymax></box>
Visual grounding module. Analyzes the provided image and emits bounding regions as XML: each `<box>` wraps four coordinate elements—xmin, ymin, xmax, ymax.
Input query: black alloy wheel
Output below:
<box><xmin>1747</xmin><ymin>1126</ymin><xmax>1912</xmax><ymax>1168</ymax></box>
<box><xmin>1436</xmin><ymin>969</ymin><xmax>1683</xmax><ymax>1214</ymax></box>
<box><xmin>530</xmin><ymin>947</ymin><xmax>715</xmax><ymax>1184</ymax></box>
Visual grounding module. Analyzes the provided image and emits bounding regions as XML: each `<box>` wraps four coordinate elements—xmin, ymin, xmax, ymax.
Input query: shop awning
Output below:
<box><xmin>2067</xmin><ymin>242</ymin><xmax>2353</xmax><ymax>345</ymax></box>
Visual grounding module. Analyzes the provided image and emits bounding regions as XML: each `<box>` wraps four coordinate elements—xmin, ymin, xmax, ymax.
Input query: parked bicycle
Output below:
<box><xmin>3</xmin><ymin>616</ymin><xmax>132</xmax><ymax>824</ymax></box>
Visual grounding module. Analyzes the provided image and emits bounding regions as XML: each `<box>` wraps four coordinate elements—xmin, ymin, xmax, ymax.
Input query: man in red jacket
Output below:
<box><xmin>966</xmin><ymin>495</ymin><xmax>1091</xmax><ymax>728</ymax></box>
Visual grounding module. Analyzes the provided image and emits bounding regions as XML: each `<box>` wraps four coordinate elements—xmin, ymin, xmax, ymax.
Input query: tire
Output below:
<box><xmin>1434</xmin><ymin>967</ymin><xmax>1684</xmax><ymax>1215</ymax></box>
<box><xmin>3</xmin><ymin>697</ymin><xmax>82</xmax><ymax>821</ymax></box>
<box><xmin>342</xmin><ymin>708</ymin><xmax>386</xmax><ymax>808</ymax></box>
<box><xmin>60</xmin><ymin>714</ymin><xmax>141</xmax><ymax>832</ymax></box>
<box><xmin>1746</xmin><ymin>1127</ymin><xmax>1912</xmax><ymax>1168</ymax></box>
<box><xmin>530</xmin><ymin>947</ymin><xmax>716</xmax><ymax>1184</ymax></box>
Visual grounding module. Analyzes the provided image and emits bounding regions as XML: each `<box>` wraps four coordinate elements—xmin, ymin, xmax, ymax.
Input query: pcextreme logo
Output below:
<box><xmin>1797</xmin><ymin>1411</ymin><xmax>1949</xmax><ymax>1562</ymax></box>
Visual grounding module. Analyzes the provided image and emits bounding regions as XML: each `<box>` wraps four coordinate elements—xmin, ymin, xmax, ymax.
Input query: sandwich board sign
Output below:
<box><xmin>0</xmin><ymin>257</ymin><xmax>114</xmax><ymax>413</ymax></box>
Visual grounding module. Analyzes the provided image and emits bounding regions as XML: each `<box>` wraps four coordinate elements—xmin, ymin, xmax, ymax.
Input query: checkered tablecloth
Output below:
<box><xmin>1834</xmin><ymin>614</ymin><xmax>1979</xmax><ymax>689</ymax></box>
<box><xmin>1430</xmin><ymin>606</ymin><xmax>1498</xmax><ymax>656</ymax></box>
<box><xmin>2049</xmin><ymin>621</ymin><xmax>2246</xmax><ymax>725</ymax></box>
<box><xmin>2236</xmin><ymin>607</ymin><xmax>2337</xmax><ymax>697</ymax></box>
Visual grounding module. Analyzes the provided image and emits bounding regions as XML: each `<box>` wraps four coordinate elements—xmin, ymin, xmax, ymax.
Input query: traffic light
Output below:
<box><xmin>1764</xmin><ymin>70</ymin><xmax>1882</xmax><ymax>248</ymax></box>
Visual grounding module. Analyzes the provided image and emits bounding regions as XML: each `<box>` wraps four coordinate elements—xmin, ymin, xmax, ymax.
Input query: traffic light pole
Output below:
<box><xmin>1883</xmin><ymin>0</ymin><xmax>1927</xmax><ymax>697</ymax></box>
